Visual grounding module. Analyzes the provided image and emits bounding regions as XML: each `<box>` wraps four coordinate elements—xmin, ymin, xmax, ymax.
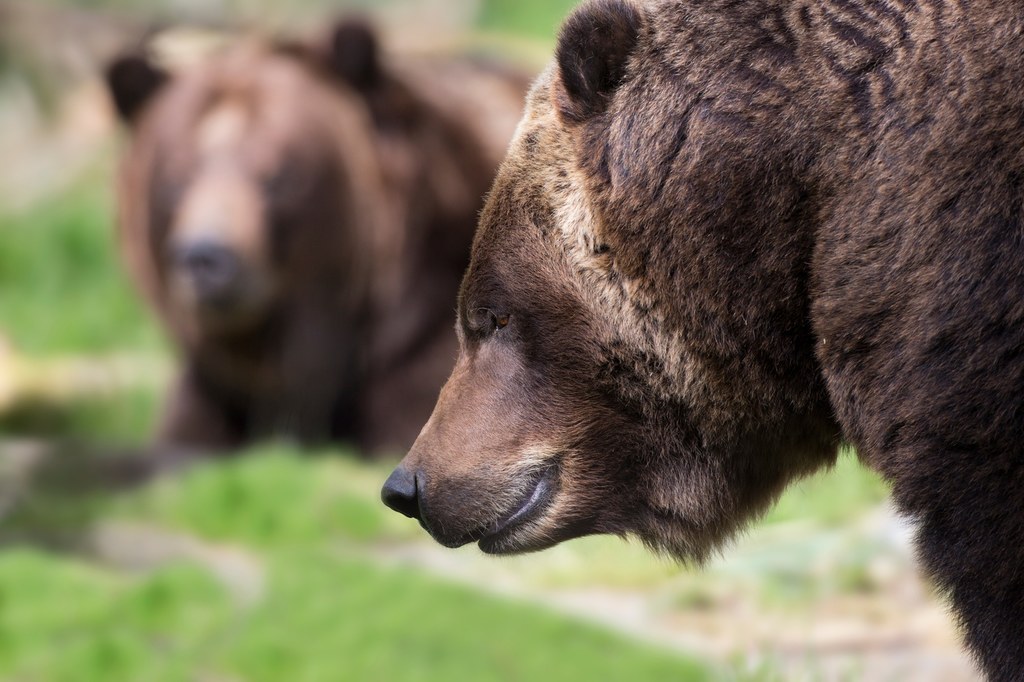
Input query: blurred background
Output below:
<box><xmin>0</xmin><ymin>1</ymin><xmax>978</xmax><ymax>680</ymax></box>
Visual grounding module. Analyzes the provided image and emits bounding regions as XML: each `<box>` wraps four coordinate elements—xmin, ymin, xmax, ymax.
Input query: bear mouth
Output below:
<box><xmin>475</xmin><ymin>466</ymin><xmax>557</xmax><ymax>553</ymax></box>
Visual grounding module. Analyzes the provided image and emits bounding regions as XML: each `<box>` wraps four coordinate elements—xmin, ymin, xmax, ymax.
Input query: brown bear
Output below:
<box><xmin>381</xmin><ymin>0</ymin><xmax>1024</xmax><ymax>677</ymax></box>
<box><xmin>107</xmin><ymin>20</ymin><xmax>528</xmax><ymax>453</ymax></box>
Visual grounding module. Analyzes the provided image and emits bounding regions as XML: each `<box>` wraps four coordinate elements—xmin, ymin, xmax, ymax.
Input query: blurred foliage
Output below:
<box><xmin>477</xmin><ymin>0</ymin><xmax>578</xmax><ymax>40</ymax></box>
<box><xmin>0</xmin><ymin>553</ymin><xmax>234</xmax><ymax>682</ymax></box>
<box><xmin>0</xmin><ymin>385</ymin><xmax>160</xmax><ymax>443</ymax></box>
<box><xmin>1</xmin><ymin>446</ymin><xmax>721</xmax><ymax>682</ymax></box>
<box><xmin>0</xmin><ymin>0</ymin><xmax>569</xmax><ymax>121</ymax></box>
<box><xmin>0</xmin><ymin>546</ymin><xmax>716</xmax><ymax>682</ymax></box>
<box><xmin>0</xmin><ymin>174</ymin><xmax>162</xmax><ymax>356</ymax></box>
<box><xmin>230</xmin><ymin>552</ymin><xmax>713</xmax><ymax>682</ymax></box>
<box><xmin>114</xmin><ymin>449</ymin><xmax>408</xmax><ymax>547</ymax></box>
<box><xmin>762</xmin><ymin>447</ymin><xmax>888</xmax><ymax>527</ymax></box>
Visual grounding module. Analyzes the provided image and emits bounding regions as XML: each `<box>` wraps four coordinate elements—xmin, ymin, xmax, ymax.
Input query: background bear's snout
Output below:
<box><xmin>173</xmin><ymin>240</ymin><xmax>242</xmax><ymax>304</ymax></box>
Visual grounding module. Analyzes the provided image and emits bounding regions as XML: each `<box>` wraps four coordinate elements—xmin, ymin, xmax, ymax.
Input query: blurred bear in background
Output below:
<box><xmin>106</xmin><ymin>19</ymin><xmax>529</xmax><ymax>455</ymax></box>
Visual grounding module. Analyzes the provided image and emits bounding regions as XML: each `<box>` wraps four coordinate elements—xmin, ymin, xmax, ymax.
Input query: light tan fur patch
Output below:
<box><xmin>197</xmin><ymin>101</ymin><xmax>250</xmax><ymax>155</ymax></box>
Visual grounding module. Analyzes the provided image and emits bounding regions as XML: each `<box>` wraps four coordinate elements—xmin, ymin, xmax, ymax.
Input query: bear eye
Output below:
<box><xmin>470</xmin><ymin>307</ymin><xmax>510</xmax><ymax>335</ymax></box>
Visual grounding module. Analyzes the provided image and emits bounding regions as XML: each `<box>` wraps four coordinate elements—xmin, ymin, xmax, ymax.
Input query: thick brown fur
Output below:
<box><xmin>109</xmin><ymin>22</ymin><xmax>528</xmax><ymax>454</ymax></box>
<box><xmin>384</xmin><ymin>1</ymin><xmax>1024</xmax><ymax>677</ymax></box>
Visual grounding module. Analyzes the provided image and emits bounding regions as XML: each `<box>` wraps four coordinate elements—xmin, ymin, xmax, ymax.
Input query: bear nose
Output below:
<box><xmin>381</xmin><ymin>466</ymin><xmax>421</xmax><ymax>520</ymax></box>
<box><xmin>174</xmin><ymin>241</ymin><xmax>240</xmax><ymax>299</ymax></box>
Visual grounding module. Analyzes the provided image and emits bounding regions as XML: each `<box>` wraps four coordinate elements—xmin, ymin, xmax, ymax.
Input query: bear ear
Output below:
<box><xmin>105</xmin><ymin>53</ymin><xmax>168</xmax><ymax>124</ymax></box>
<box><xmin>555</xmin><ymin>0</ymin><xmax>643</xmax><ymax>123</ymax></box>
<box><xmin>328</xmin><ymin>18</ymin><xmax>379</xmax><ymax>90</ymax></box>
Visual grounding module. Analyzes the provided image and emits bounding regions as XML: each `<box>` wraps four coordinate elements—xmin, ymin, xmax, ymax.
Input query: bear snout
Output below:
<box><xmin>380</xmin><ymin>465</ymin><xmax>482</xmax><ymax>548</ymax></box>
<box><xmin>380</xmin><ymin>465</ymin><xmax>421</xmax><ymax>521</ymax></box>
<box><xmin>172</xmin><ymin>240</ymin><xmax>242</xmax><ymax>305</ymax></box>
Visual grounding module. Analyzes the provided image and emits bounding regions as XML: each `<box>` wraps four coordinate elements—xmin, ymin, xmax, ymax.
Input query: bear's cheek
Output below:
<box><xmin>409</xmin><ymin>345</ymin><xmax>537</xmax><ymax>480</ymax></box>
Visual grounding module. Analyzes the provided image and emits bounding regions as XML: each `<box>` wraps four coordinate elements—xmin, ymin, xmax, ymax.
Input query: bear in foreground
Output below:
<box><xmin>107</xmin><ymin>20</ymin><xmax>527</xmax><ymax>453</ymax></box>
<box><xmin>381</xmin><ymin>0</ymin><xmax>1024</xmax><ymax>677</ymax></box>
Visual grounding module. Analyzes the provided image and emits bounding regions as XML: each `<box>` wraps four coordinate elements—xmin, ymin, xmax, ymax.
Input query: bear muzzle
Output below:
<box><xmin>173</xmin><ymin>240</ymin><xmax>243</xmax><ymax>306</ymax></box>
<box><xmin>167</xmin><ymin>237</ymin><xmax>278</xmax><ymax>334</ymax></box>
<box><xmin>380</xmin><ymin>461</ymin><xmax>560</xmax><ymax>552</ymax></box>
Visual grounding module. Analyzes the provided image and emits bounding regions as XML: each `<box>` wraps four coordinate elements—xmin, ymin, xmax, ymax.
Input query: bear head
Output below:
<box><xmin>383</xmin><ymin>0</ymin><xmax>840</xmax><ymax>559</ymax></box>
<box><xmin>107</xmin><ymin>20</ymin><xmax>385</xmax><ymax>344</ymax></box>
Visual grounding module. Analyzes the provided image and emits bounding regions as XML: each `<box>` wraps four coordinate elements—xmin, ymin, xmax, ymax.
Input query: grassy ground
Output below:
<box><xmin>0</xmin><ymin>545</ymin><xmax>714</xmax><ymax>682</ymax></box>
<box><xmin>1</xmin><ymin>445</ymin><xmax>725</xmax><ymax>682</ymax></box>
<box><xmin>477</xmin><ymin>0</ymin><xmax>578</xmax><ymax>39</ymax></box>
<box><xmin>0</xmin><ymin>173</ymin><xmax>160</xmax><ymax>357</ymax></box>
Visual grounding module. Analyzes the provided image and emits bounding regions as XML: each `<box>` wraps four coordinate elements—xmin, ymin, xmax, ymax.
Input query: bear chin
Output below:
<box><xmin>474</xmin><ymin>470</ymin><xmax>559</xmax><ymax>554</ymax></box>
<box><xmin>420</xmin><ymin>465</ymin><xmax>562</xmax><ymax>553</ymax></box>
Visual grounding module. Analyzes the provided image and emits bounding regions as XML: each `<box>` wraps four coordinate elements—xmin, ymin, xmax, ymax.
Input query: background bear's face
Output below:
<box><xmin>110</xmin><ymin>32</ymin><xmax>384</xmax><ymax>342</ymax></box>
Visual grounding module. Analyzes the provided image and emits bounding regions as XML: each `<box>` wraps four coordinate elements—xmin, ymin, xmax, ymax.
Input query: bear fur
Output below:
<box><xmin>108</xmin><ymin>21</ymin><xmax>528</xmax><ymax>454</ymax></box>
<box><xmin>382</xmin><ymin>0</ymin><xmax>1024</xmax><ymax>677</ymax></box>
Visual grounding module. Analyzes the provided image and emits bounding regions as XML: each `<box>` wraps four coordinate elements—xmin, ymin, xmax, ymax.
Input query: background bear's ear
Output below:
<box><xmin>328</xmin><ymin>18</ymin><xmax>379</xmax><ymax>90</ymax></box>
<box><xmin>105</xmin><ymin>53</ymin><xmax>168</xmax><ymax>124</ymax></box>
<box><xmin>555</xmin><ymin>0</ymin><xmax>643</xmax><ymax>123</ymax></box>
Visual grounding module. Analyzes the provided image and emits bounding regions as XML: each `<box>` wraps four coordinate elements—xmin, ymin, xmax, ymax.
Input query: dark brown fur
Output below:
<box><xmin>109</xmin><ymin>22</ymin><xmax>528</xmax><ymax>454</ymax></box>
<box><xmin>382</xmin><ymin>1</ymin><xmax>1024</xmax><ymax>677</ymax></box>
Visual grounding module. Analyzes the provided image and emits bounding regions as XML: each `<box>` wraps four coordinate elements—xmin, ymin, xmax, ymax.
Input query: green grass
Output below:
<box><xmin>0</xmin><ymin>553</ymin><xmax>235</xmax><ymax>682</ymax></box>
<box><xmin>477</xmin><ymin>0</ymin><xmax>579</xmax><ymax>40</ymax></box>
<box><xmin>0</xmin><ymin>385</ymin><xmax>161</xmax><ymax>444</ymax></box>
<box><xmin>0</xmin><ymin>173</ymin><xmax>162</xmax><ymax>357</ymax></box>
<box><xmin>762</xmin><ymin>449</ymin><xmax>888</xmax><ymax>527</ymax></box>
<box><xmin>229</xmin><ymin>551</ymin><xmax>713</xmax><ymax>682</ymax></box>
<box><xmin>0</xmin><ymin>546</ymin><xmax>716</xmax><ymax>682</ymax></box>
<box><xmin>1</xmin><ymin>447</ymin><xmax>722</xmax><ymax>682</ymax></box>
<box><xmin>114</xmin><ymin>449</ymin><xmax>412</xmax><ymax>547</ymax></box>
